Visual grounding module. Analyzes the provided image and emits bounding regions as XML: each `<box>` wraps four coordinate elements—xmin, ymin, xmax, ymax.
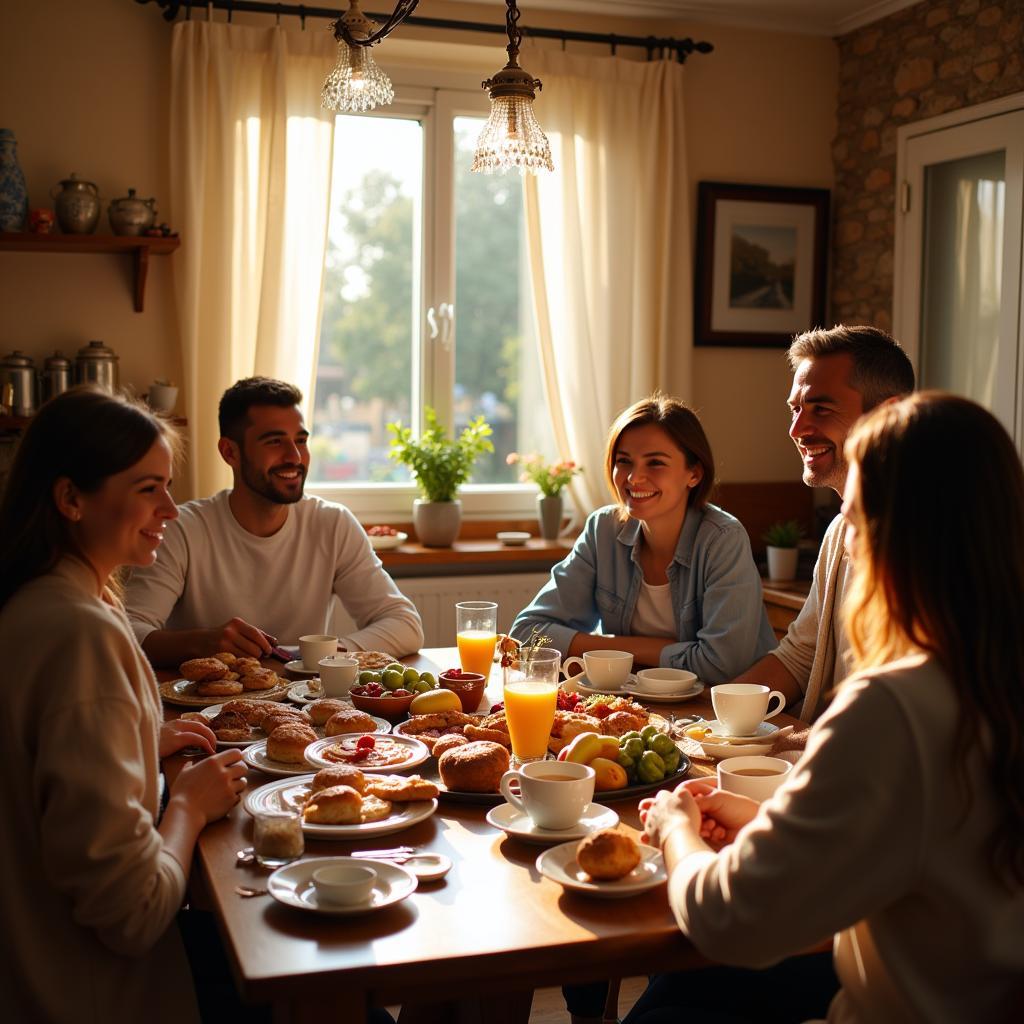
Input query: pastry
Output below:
<box><xmin>241</xmin><ymin>669</ymin><xmax>279</xmax><ymax>692</ymax></box>
<box><xmin>601</xmin><ymin>710</ymin><xmax>646</xmax><ymax>736</ymax></box>
<box><xmin>233</xmin><ymin>657</ymin><xmax>262</xmax><ymax>676</ymax></box>
<box><xmin>307</xmin><ymin>699</ymin><xmax>354</xmax><ymax>727</ymax></box>
<box><xmin>575</xmin><ymin>829</ymin><xmax>641</xmax><ymax>881</ymax></box>
<box><xmin>221</xmin><ymin>699</ymin><xmax>270</xmax><ymax>726</ymax></box>
<box><xmin>197</xmin><ymin>678</ymin><xmax>244</xmax><ymax>698</ymax></box>
<box><xmin>358</xmin><ymin>794</ymin><xmax>393</xmax><ymax>823</ymax></box>
<box><xmin>302</xmin><ymin>784</ymin><xmax>362</xmax><ymax>824</ymax></box>
<box><xmin>438</xmin><ymin>741</ymin><xmax>509</xmax><ymax>793</ymax></box>
<box><xmin>431</xmin><ymin>733</ymin><xmax>469</xmax><ymax>758</ymax></box>
<box><xmin>213</xmin><ymin>652</ymin><xmax>237</xmax><ymax>667</ymax></box>
<box><xmin>180</xmin><ymin>656</ymin><xmax>230</xmax><ymax>682</ymax></box>
<box><xmin>179</xmin><ymin>711</ymin><xmax>208</xmax><ymax>724</ymax></box>
<box><xmin>259</xmin><ymin>707</ymin><xmax>307</xmax><ymax>733</ymax></box>
<box><xmin>325</xmin><ymin>708</ymin><xmax>378</xmax><ymax>735</ymax></box>
<box><xmin>352</xmin><ymin>650</ymin><xmax>396</xmax><ymax>671</ymax></box>
<box><xmin>363</xmin><ymin>774</ymin><xmax>439</xmax><ymax>802</ymax></box>
<box><xmin>208</xmin><ymin>710</ymin><xmax>251</xmax><ymax>742</ymax></box>
<box><xmin>265</xmin><ymin>722</ymin><xmax>317</xmax><ymax>763</ymax></box>
<box><xmin>463</xmin><ymin>724</ymin><xmax>513</xmax><ymax>748</ymax></box>
<box><xmin>309</xmin><ymin>764</ymin><xmax>367</xmax><ymax>795</ymax></box>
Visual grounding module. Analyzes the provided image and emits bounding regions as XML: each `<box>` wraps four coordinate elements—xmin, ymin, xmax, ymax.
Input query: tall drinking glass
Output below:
<box><xmin>456</xmin><ymin>601</ymin><xmax>498</xmax><ymax>677</ymax></box>
<box><xmin>503</xmin><ymin>647</ymin><xmax>560</xmax><ymax>766</ymax></box>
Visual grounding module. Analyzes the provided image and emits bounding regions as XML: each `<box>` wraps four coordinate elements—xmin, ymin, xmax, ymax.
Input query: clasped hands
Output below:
<box><xmin>639</xmin><ymin>779</ymin><xmax>760</xmax><ymax>853</ymax></box>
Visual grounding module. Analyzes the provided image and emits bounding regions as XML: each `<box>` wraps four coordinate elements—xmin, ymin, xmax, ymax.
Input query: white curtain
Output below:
<box><xmin>523</xmin><ymin>50</ymin><xmax>692</xmax><ymax>515</ymax></box>
<box><xmin>170</xmin><ymin>21</ymin><xmax>335</xmax><ymax>498</ymax></box>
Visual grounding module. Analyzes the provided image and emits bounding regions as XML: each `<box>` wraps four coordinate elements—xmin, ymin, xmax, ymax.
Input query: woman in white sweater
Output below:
<box><xmin>0</xmin><ymin>388</ymin><xmax>248</xmax><ymax>1023</ymax></box>
<box><xmin>634</xmin><ymin>392</ymin><xmax>1024</xmax><ymax>1023</ymax></box>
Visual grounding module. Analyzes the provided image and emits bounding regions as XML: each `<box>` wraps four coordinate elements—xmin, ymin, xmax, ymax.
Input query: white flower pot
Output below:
<box><xmin>766</xmin><ymin>546</ymin><xmax>799</xmax><ymax>581</ymax></box>
<box><xmin>413</xmin><ymin>498</ymin><xmax>462</xmax><ymax>547</ymax></box>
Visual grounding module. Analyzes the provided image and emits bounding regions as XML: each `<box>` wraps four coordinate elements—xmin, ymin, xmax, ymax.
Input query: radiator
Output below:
<box><xmin>330</xmin><ymin>573</ymin><xmax>549</xmax><ymax>648</ymax></box>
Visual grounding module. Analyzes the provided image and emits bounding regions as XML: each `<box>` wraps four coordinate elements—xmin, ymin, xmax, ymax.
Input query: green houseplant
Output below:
<box><xmin>762</xmin><ymin>519</ymin><xmax>805</xmax><ymax>581</ymax></box>
<box><xmin>388</xmin><ymin>408</ymin><xmax>493</xmax><ymax>546</ymax></box>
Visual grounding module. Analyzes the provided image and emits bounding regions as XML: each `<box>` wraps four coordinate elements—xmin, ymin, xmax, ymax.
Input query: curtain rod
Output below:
<box><xmin>134</xmin><ymin>1</ymin><xmax>714</xmax><ymax>63</ymax></box>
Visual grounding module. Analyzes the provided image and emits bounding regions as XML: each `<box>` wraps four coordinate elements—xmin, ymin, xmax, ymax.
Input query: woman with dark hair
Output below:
<box><xmin>0</xmin><ymin>388</ymin><xmax>248</xmax><ymax>1023</ymax></box>
<box><xmin>511</xmin><ymin>394</ymin><xmax>775</xmax><ymax>679</ymax></box>
<box><xmin>635</xmin><ymin>392</ymin><xmax>1024</xmax><ymax>1023</ymax></box>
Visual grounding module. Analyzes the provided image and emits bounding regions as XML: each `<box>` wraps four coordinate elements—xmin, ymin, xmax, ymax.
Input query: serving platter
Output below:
<box><xmin>158</xmin><ymin>677</ymin><xmax>290</xmax><ymax>707</ymax></box>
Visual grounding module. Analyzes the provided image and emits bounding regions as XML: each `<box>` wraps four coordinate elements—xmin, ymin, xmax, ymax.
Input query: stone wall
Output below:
<box><xmin>831</xmin><ymin>0</ymin><xmax>1024</xmax><ymax>330</ymax></box>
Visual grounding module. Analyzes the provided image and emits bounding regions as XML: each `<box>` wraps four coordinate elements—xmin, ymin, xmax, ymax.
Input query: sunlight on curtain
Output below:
<box><xmin>170</xmin><ymin>22</ymin><xmax>335</xmax><ymax>497</ymax></box>
<box><xmin>522</xmin><ymin>49</ymin><xmax>691</xmax><ymax>515</ymax></box>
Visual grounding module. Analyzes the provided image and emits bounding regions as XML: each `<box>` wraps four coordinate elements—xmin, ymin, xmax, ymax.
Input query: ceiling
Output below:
<box><xmin>443</xmin><ymin>1</ymin><xmax>924</xmax><ymax>36</ymax></box>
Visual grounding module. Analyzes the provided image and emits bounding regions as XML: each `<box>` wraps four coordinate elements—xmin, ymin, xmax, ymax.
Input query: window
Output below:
<box><xmin>309</xmin><ymin>87</ymin><xmax>555</xmax><ymax>513</ymax></box>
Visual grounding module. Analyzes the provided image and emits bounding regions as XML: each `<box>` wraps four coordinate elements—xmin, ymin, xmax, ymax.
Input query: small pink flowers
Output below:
<box><xmin>506</xmin><ymin>452</ymin><xmax>584</xmax><ymax>496</ymax></box>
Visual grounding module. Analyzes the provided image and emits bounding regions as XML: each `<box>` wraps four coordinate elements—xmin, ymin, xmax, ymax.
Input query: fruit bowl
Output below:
<box><xmin>368</xmin><ymin>531</ymin><xmax>408</xmax><ymax>552</ymax></box>
<box><xmin>349</xmin><ymin>690</ymin><xmax>416</xmax><ymax>722</ymax></box>
<box><xmin>439</xmin><ymin>670</ymin><xmax>487</xmax><ymax>713</ymax></box>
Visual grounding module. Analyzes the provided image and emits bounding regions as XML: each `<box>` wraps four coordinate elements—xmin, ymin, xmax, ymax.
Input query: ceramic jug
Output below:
<box><xmin>108</xmin><ymin>188</ymin><xmax>157</xmax><ymax>236</ymax></box>
<box><xmin>51</xmin><ymin>173</ymin><xmax>100</xmax><ymax>234</ymax></box>
<box><xmin>0</xmin><ymin>130</ymin><xmax>28</xmax><ymax>232</ymax></box>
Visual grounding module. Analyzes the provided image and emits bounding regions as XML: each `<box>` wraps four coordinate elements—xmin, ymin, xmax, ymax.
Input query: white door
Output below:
<box><xmin>895</xmin><ymin>96</ymin><xmax>1024</xmax><ymax>448</ymax></box>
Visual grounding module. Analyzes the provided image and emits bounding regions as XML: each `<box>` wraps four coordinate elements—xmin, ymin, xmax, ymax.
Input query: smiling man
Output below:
<box><xmin>126</xmin><ymin>377</ymin><xmax>423</xmax><ymax>665</ymax></box>
<box><xmin>732</xmin><ymin>326</ymin><xmax>914</xmax><ymax>722</ymax></box>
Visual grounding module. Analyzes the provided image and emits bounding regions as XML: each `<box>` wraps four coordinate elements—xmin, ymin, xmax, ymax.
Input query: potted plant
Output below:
<box><xmin>388</xmin><ymin>408</ymin><xmax>493</xmax><ymax>547</ymax></box>
<box><xmin>506</xmin><ymin>452</ymin><xmax>583</xmax><ymax>539</ymax></box>
<box><xmin>762</xmin><ymin>519</ymin><xmax>805</xmax><ymax>581</ymax></box>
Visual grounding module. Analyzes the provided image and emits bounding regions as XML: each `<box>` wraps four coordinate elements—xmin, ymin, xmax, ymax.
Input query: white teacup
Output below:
<box><xmin>718</xmin><ymin>755</ymin><xmax>793</xmax><ymax>802</ymax></box>
<box><xmin>147</xmin><ymin>381</ymin><xmax>178</xmax><ymax>414</ymax></box>
<box><xmin>711</xmin><ymin>683</ymin><xmax>786</xmax><ymax>736</ymax></box>
<box><xmin>632</xmin><ymin>667</ymin><xmax>697</xmax><ymax>695</ymax></box>
<box><xmin>561</xmin><ymin>650</ymin><xmax>633</xmax><ymax>688</ymax></box>
<box><xmin>311</xmin><ymin>863</ymin><xmax>377</xmax><ymax>906</ymax></box>
<box><xmin>319</xmin><ymin>655</ymin><xmax>359</xmax><ymax>698</ymax></box>
<box><xmin>299</xmin><ymin>634</ymin><xmax>338</xmax><ymax>671</ymax></box>
<box><xmin>499</xmin><ymin>760</ymin><xmax>595</xmax><ymax>831</ymax></box>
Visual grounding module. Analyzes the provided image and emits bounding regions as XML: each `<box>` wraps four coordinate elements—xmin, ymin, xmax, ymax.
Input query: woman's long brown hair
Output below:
<box><xmin>843</xmin><ymin>392</ymin><xmax>1024</xmax><ymax>885</ymax></box>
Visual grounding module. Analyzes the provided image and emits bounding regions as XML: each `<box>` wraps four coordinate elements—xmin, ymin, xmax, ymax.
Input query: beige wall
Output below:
<box><xmin>0</xmin><ymin>0</ymin><xmax>837</xmax><ymax>490</ymax></box>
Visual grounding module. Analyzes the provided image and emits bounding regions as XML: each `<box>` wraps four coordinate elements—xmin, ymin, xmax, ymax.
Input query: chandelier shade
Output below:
<box><xmin>321</xmin><ymin>38</ymin><xmax>395</xmax><ymax>113</ymax></box>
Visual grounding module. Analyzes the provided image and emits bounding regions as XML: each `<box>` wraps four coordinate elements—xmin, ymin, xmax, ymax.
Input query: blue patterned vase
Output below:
<box><xmin>0</xmin><ymin>130</ymin><xmax>28</xmax><ymax>232</ymax></box>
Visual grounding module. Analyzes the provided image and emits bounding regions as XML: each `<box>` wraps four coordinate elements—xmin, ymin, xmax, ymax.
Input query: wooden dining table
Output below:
<box><xmin>169</xmin><ymin>648</ymin><xmax>803</xmax><ymax>1024</ymax></box>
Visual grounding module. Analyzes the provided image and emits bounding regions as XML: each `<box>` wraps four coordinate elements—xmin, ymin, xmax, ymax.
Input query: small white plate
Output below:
<box><xmin>287</xmin><ymin>679</ymin><xmax>323</xmax><ymax>703</ymax></box>
<box><xmin>305</xmin><ymin>733</ymin><xmax>430</xmax><ymax>774</ymax></box>
<box><xmin>496</xmin><ymin>531</ymin><xmax>531</xmax><ymax>546</ymax></box>
<box><xmin>244</xmin><ymin>776</ymin><xmax>438</xmax><ymax>838</ymax></box>
<box><xmin>243</xmin><ymin>738</ymin><xmax>319</xmax><ymax>777</ymax></box>
<box><xmin>268</xmin><ymin>857</ymin><xmax>417</xmax><ymax>915</ymax></box>
<box><xmin>696</xmin><ymin>720</ymin><xmax>779</xmax><ymax>759</ymax></box>
<box><xmin>536</xmin><ymin>841</ymin><xmax>667</xmax><ymax>898</ymax></box>
<box><xmin>569</xmin><ymin>673</ymin><xmax>638</xmax><ymax>696</ymax></box>
<box><xmin>368</xmin><ymin>531</ymin><xmax>408</xmax><ymax>551</ymax></box>
<box><xmin>486</xmin><ymin>802</ymin><xmax>619</xmax><ymax>845</ymax></box>
<box><xmin>620</xmin><ymin>680</ymin><xmax>705</xmax><ymax>704</ymax></box>
<box><xmin>283</xmin><ymin>660</ymin><xmax>321</xmax><ymax>678</ymax></box>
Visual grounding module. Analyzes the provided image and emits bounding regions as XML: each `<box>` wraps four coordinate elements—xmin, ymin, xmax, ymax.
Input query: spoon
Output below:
<box><xmin>235</xmin><ymin>885</ymin><xmax>268</xmax><ymax>898</ymax></box>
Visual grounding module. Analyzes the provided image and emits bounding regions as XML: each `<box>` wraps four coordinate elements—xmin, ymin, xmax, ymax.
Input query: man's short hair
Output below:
<box><xmin>218</xmin><ymin>377</ymin><xmax>303</xmax><ymax>442</ymax></box>
<box><xmin>787</xmin><ymin>325</ymin><xmax>915</xmax><ymax>411</ymax></box>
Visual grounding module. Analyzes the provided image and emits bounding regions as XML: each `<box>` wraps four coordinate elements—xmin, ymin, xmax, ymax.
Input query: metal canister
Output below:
<box><xmin>0</xmin><ymin>350</ymin><xmax>37</xmax><ymax>416</ymax></box>
<box><xmin>50</xmin><ymin>173</ymin><xmax>101</xmax><ymax>234</ymax></box>
<box><xmin>40</xmin><ymin>350</ymin><xmax>72</xmax><ymax>404</ymax></box>
<box><xmin>75</xmin><ymin>340</ymin><xmax>119</xmax><ymax>392</ymax></box>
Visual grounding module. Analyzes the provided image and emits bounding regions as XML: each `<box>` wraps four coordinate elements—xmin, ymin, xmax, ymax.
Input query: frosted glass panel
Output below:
<box><xmin>920</xmin><ymin>151</ymin><xmax>1006</xmax><ymax>405</ymax></box>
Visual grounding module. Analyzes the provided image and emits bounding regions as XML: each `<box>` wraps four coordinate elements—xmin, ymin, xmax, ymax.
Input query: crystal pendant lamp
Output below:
<box><xmin>321</xmin><ymin>1</ymin><xmax>395</xmax><ymax>113</ymax></box>
<box><xmin>472</xmin><ymin>0</ymin><xmax>553</xmax><ymax>174</ymax></box>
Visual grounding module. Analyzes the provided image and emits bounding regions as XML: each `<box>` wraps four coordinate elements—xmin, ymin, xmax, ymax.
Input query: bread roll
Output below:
<box><xmin>325</xmin><ymin>708</ymin><xmax>378</xmax><ymax>735</ymax></box>
<box><xmin>197</xmin><ymin>678</ymin><xmax>244</xmax><ymax>698</ymax></box>
<box><xmin>265</xmin><ymin>722</ymin><xmax>316</xmax><ymax>764</ymax></box>
<box><xmin>208</xmin><ymin>710</ymin><xmax>251</xmax><ymax>742</ymax></box>
<box><xmin>309</xmin><ymin>764</ymin><xmax>367</xmax><ymax>795</ymax></box>
<box><xmin>241</xmin><ymin>669</ymin><xmax>279</xmax><ymax>692</ymax></box>
<box><xmin>302</xmin><ymin>785</ymin><xmax>362</xmax><ymax>824</ymax></box>
<box><xmin>438</xmin><ymin>740</ymin><xmax>509</xmax><ymax>793</ymax></box>
<box><xmin>575</xmin><ymin>829</ymin><xmax>641</xmax><ymax>881</ymax></box>
<box><xmin>221</xmin><ymin>699</ymin><xmax>269</xmax><ymax>725</ymax></box>
<box><xmin>431</xmin><ymin>733</ymin><xmax>470</xmax><ymax>758</ymax></box>
<box><xmin>180</xmin><ymin>656</ymin><xmax>230</xmax><ymax>682</ymax></box>
<box><xmin>307</xmin><ymin>699</ymin><xmax>354</xmax><ymax>727</ymax></box>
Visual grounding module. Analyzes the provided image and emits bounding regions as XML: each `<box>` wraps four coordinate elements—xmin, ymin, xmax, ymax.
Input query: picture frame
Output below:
<box><xmin>694</xmin><ymin>182</ymin><xmax>830</xmax><ymax>348</ymax></box>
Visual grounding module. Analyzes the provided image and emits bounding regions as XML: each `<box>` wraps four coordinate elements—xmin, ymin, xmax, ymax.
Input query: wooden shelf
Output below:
<box><xmin>0</xmin><ymin>413</ymin><xmax>186</xmax><ymax>431</ymax></box>
<box><xmin>0</xmin><ymin>231</ymin><xmax>180</xmax><ymax>312</ymax></box>
<box><xmin>377</xmin><ymin>537</ymin><xmax>573</xmax><ymax>570</ymax></box>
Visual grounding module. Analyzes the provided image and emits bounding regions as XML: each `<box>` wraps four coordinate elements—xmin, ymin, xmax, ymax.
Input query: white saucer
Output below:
<box><xmin>696</xmin><ymin>720</ymin><xmax>779</xmax><ymax>759</ymax></box>
<box><xmin>496</xmin><ymin>531</ymin><xmax>531</xmax><ymax>546</ymax></box>
<box><xmin>268</xmin><ymin>857</ymin><xmax>416</xmax><ymax>915</ymax></box>
<box><xmin>486</xmin><ymin>802</ymin><xmax>619</xmax><ymax>845</ymax></box>
<box><xmin>283</xmin><ymin>660</ymin><xmax>320</xmax><ymax>678</ymax></box>
<box><xmin>621</xmin><ymin>681</ymin><xmax>705</xmax><ymax>704</ymax></box>
<box><xmin>287</xmin><ymin>680</ymin><xmax>323</xmax><ymax>703</ymax></box>
<box><xmin>536</xmin><ymin>841</ymin><xmax>667</xmax><ymax>898</ymax></box>
<box><xmin>569</xmin><ymin>673</ymin><xmax>638</xmax><ymax>696</ymax></box>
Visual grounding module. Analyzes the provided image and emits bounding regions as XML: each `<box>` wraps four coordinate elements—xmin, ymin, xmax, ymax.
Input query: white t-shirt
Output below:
<box><xmin>125</xmin><ymin>491</ymin><xmax>423</xmax><ymax>654</ymax></box>
<box><xmin>630</xmin><ymin>580</ymin><xmax>676</xmax><ymax>638</ymax></box>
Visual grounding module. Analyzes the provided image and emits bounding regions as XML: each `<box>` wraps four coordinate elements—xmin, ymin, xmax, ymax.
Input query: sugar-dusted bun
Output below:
<box><xmin>180</xmin><ymin>656</ymin><xmax>230</xmax><ymax>682</ymax></box>
<box><xmin>265</xmin><ymin>722</ymin><xmax>317</xmax><ymax>764</ymax></box>
<box><xmin>431</xmin><ymin>733</ymin><xmax>470</xmax><ymax>758</ymax></box>
<box><xmin>197</xmin><ymin>678</ymin><xmax>244</xmax><ymax>698</ymax></box>
<box><xmin>302</xmin><ymin>785</ymin><xmax>363</xmax><ymax>824</ymax></box>
<box><xmin>309</xmin><ymin>764</ymin><xmax>367</xmax><ymax>795</ymax></box>
<box><xmin>325</xmin><ymin>709</ymin><xmax>378</xmax><ymax>736</ymax></box>
<box><xmin>208</xmin><ymin>710</ymin><xmax>251</xmax><ymax>742</ymax></box>
<box><xmin>259</xmin><ymin>707</ymin><xmax>306</xmax><ymax>733</ymax></box>
<box><xmin>221</xmin><ymin>699</ymin><xmax>269</xmax><ymax>726</ymax></box>
<box><xmin>438</xmin><ymin>740</ymin><xmax>509</xmax><ymax>793</ymax></box>
<box><xmin>241</xmin><ymin>668</ymin><xmax>279</xmax><ymax>692</ymax></box>
<box><xmin>213</xmin><ymin>652</ymin><xmax>238</xmax><ymax>667</ymax></box>
<box><xmin>307</xmin><ymin>699</ymin><xmax>354</xmax><ymax>727</ymax></box>
<box><xmin>234</xmin><ymin>657</ymin><xmax>262</xmax><ymax>676</ymax></box>
<box><xmin>575</xmin><ymin>829</ymin><xmax>641</xmax><ymax>881</ymax></box>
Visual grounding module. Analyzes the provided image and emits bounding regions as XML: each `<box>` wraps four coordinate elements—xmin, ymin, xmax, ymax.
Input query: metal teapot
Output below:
<box><xmin>108</xmin><ymin>188</ymin><xmax>157</xmax><ymax>236</ymax></box>
<box><xmin>50</xmin><ymin>173</ymin><xmax>101</xmax><ymax>234</ymax></box>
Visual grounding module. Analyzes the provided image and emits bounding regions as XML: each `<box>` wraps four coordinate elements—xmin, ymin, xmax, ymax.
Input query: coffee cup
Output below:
<box><xmin>632</xmin><ymin>667</ymin><xmax>697</xmax><ymax>695</ymax></box>
<box><xmin>710</xmin><ymin>683</ymin><xmax>786</xmax><ymax>736</ymax></box>
<box><xmin>147</xmin><ymin>380</ymin><xmax>178</xmax><ymax>414</ymax></box>
<box><xmin>561</xmin><ymin>650</ymin><xmax>633</xmax><ymax>688</ymax></box>
<box><xmin>299</xmin><ymin>633</ymin><xmax>338</xmax><ymax>670</ymax></box>
<box><xmin>717</xmin><ymin>755</ymin><xmax>793</xmax><ymax>802</ymax></box>
<box><xmin>311</xmin><ymin>863</ymin><xmax>377</xmax><ymax>906</ymax></box>
<box><xmin>319</xmin><ymin>654</ymin><xmax>359</xmax><ymax>698</ymax></box>
<box><xmin>499</xmin><ymin>760</ymin><xmax>595</xmax><ymax>830</ymax></box>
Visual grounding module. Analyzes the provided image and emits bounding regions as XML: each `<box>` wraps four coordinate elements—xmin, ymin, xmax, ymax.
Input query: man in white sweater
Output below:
<box><xmin>126</xmin><ymin>377</ymin><xmax>423</xmax><ymax>664</ymax></box>
<box><xmin>732</xmin><ymin>325</ymin><xmax>914</xmax><ymax>723</ymax></box>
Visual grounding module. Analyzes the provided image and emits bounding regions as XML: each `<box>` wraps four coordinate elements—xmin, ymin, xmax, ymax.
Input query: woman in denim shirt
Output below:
<box><xmin>511</xmin><ymin>394</ymin><xmax>775</xmax><ymax>682</ymax></box>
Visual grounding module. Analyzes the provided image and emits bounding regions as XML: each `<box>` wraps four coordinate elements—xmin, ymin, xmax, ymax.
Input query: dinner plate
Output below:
<box><xmin>158</xmin><ymin>677</ymin><xmax>290</xmax><ymax>707</ymax></box>
<box><xmin>368</xmin><ymin>531</ymin><xmax>408</xmax><ymax>551</ymax></box>
<box><xmin>305</xmin><ymin>733</ymin><xmax>430</xmax><ymax>773</ymax></box>
<box><xmin>695</xmin><ymin>720</ymin><xmax>779</xmax><ymax>759</ymax></box>
<box><xmin>620</xmin><ymin>680</ymin><xmax>705</xmax><ymax>704</ymax></box>
<box><xmin>287</xmin><ymin>679</ymin><xmax>324</xmax><ymax>704</ymax></box>
<box><xmin>244</xmin><ymin>776</ymin><xmax>438</xmax><ymax>839</ymax></box>
<box><xmin>283</xmin><ymin>660</ymin><xmax>320</xmax><ymax>678</ymax></box>
<box><xmin>486</xmin><ymin>802</ymin><xmax>619</xmax><ymax>845</ymax></box>
<box><xmin>268</xmin><ymin>857</ymin><xmax>416</xmax><ymax>915</ymax></box>
<box><xmin>193</xmin><ymin>704</ymin><xmax>263</xmax><ymax>749</ymax></box>
<box><xmin>243</xmin><ymin>739</ymin><xmax>320</xmax><ymax>777</ymax></box>
<box><xmin>536</xmin><ymin>841</ymin><xmax>667</xmax><ymax>898</ymax></box>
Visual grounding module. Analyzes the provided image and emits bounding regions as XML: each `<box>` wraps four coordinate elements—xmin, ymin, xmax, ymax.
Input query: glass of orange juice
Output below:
<box><xmin>503</xmin><ymin>647</ymin><xmax>560</xmax><ymax>765</ymax></box>
<box><xmin>456</xmin><ymin>601</ymin><xmax>498</xmax><ymax>677</ymax></box>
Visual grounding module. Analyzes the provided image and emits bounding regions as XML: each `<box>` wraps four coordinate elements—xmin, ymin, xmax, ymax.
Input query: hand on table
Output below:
<box><xmin>171</xmin><ymin>748</ymin><xmax>247</xmax><ymax>824</ymax></box>
<box><xmin>639</xmin><ymin>781</ymin><xmax>760</xmax><ymax>853</ymax></box>
<box><xmin>160</xmin><ymin>719</ymin><xmax>216</xmax><ymax>757</ymax></box>
<box><xmin>206</xmin><ymin>617</ymin><xmax>275</xmax><ymax>659</ymax></box>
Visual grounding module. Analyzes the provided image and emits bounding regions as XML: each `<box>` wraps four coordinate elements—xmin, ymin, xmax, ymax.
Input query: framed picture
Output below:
<box><xmin>694</xmin><ymin>182</ymin><xmax>830</xmax><ymax>348</ymax></box>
